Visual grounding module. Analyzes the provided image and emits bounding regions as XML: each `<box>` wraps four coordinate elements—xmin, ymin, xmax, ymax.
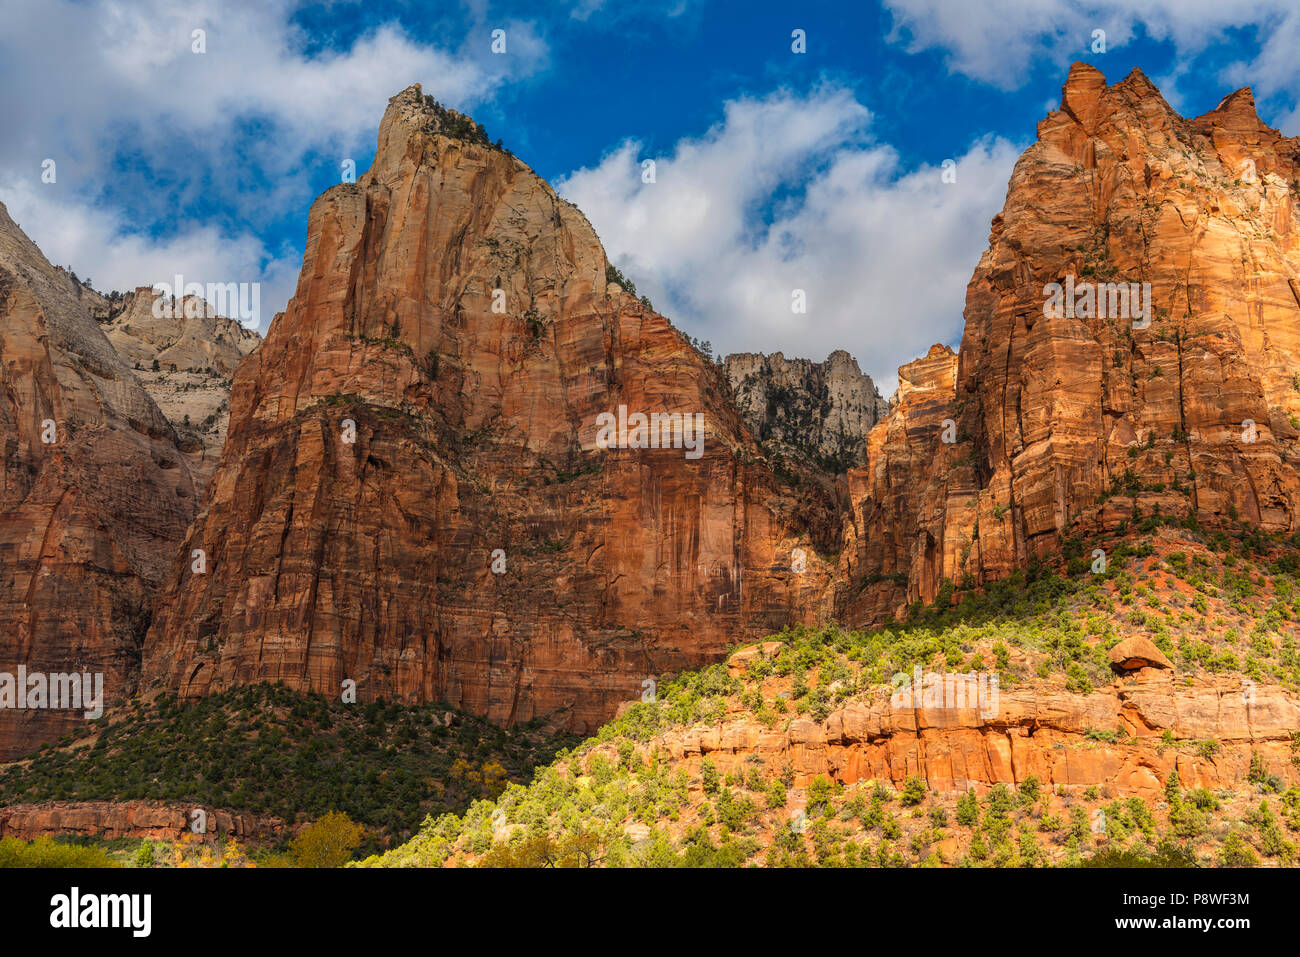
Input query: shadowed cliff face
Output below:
<box><xmin>0</xmin><ymin>204</ymin><xmax>200</xmax><ymax>759</ymax></box>
<box><xmin>844</xmin><ymin>64</ymin><xmax>1300</xmax><ymax>616</ymax></box>
<box><xmin>724</xmin><ymin>350</ymin><xmax>887</xmax><ymax>471</ymax></box>
<box><xmin>141</xmin><ymin>86</ymin><xmax>841</xmax><ymax>733</ymax></box>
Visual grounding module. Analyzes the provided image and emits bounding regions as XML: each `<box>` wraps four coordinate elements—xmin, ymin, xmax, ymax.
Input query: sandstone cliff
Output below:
<box><xmin>724</xmin><ymin>350</ymin><xmax>887</xmax><ymax>471</ymax></box>
<box><xmin>141</xmin><ymin>68</ymin><xmax>1300</xmax><ymax>734</ymax></box>
<box><xmin>99</xmin><ymin>287</ymin><xmax>261</xmax><ymax>488</ymax></box>
<box><xmin>0</xmin><ymin>800</ymin><xmax>284</xmax><ymax>842</ymax></box>
<box><xmin>845</xmin><ymin>64</ymin><xmax>1300</xmax><ymax>617</ymax></box>
<box><xmin>141</xmin><ymin>87</ymin><xmax>840</xmax><ymax>732</ymax></box>
<box><xmin>0</xmin><ymin>203</ymin><xmax>200</xmax><ymax>759</ymax></box>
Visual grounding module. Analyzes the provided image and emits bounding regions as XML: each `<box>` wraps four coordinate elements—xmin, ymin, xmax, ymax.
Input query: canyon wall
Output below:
<box><xmin>0</xmin><ymin>205</ymin><xmax>201</xmax><ymax>759</ymax></box>
<box><xmin>844</xmin><ymin>64</ymin><xmax>1300</xmax><ymax>616</ymax></box>
<box><xmin>100</xmin><ymin>287</ymin><xmax>261</xmax><ymax>488</ymax></box>
<box><xmin>724</xmin><ymin>349</ymin><xmax>887</xmax><ymax>470</ymax></box>
<box><xmin>7</xmin><ymin>65</ymin><xmax>1300</xmax><ymax>758</ymax></box>
<box><xmin>141</xmin><ymin>87</ymin><xmax>840</xmax><ymax>733</ymax></box>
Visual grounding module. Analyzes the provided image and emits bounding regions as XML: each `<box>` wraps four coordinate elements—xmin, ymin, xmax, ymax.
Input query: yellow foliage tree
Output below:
<box><xmin>289</xmin><ymin>811</ymin><xmax>365</xmax><ymax>868</ymax></box>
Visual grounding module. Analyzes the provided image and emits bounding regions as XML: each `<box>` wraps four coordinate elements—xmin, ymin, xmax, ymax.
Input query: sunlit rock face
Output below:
<box><xmin>843</xmin><ymin>64</ymin><xmax>1300</xmax><ymax>616</ymax></box>
<box><xmin>141</xmin><ymin>86</ymin><xmax>840</xmax><ymax>733</ymax></box>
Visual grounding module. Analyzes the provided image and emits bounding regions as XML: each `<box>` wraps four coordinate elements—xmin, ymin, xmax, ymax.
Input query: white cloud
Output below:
<box><xmin>0</xmin><ymin>0</ymin><xmax>547</xmax><ymax>327</ymax></box>
<box><xmin>569</xmin><ymin>0</ymin><xmax>693</xmax><ymax>22</ymax></box>
<box><xmin>558</xmin><ymin>86</ymin><xmax>1021</xmax><ymax>393</ymax></box>
<box><xmin>0</xmin><ymin>179</ymin><xmax>299</xmax><ymax>331</ymax></box>
<box><xmin>884</xmin><ymin>0</ymin><xmax>1300</xmax><ymax>132</ymax></box>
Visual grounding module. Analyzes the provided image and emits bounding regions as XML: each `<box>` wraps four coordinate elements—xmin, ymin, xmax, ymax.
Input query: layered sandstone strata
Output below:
<box><xmin>141</xmin><ymin>87</ymin><xmax>839</xmax><ymax>732</ymax></box>
<box><xmin>614</xmin><ymin>653</ymin><xmax>1300</xmax><ymax>797</ymax></box>
<box><xmin>0</xmin><ymin>204</ymin><xmax>200</xmax><ymax>759</ymax></box>
<box><xmin>0</xmin><ymin>800</ymin><xmax>283</xmax><ymax>842</ymax></box>
<box><xmin>845</xmin><ymin>64</ymin><xmax>1300</xmax><ymax>616</ymax></box>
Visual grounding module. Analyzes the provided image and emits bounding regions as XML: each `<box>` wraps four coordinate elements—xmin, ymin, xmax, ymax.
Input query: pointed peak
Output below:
<box><xmin>1066</xmin><ymin>61</ymin><xmax>1106</xmax><ymax>84</ymax></box>
<box><xmin>391</xmin><ymin>83</ymin><xmax>423</xmax><ymax>103</ymax></box>
<box><xmin>376</xmin><ymin>84</ymin><xmax>503</xmax><ymax>157</ymax></box>
<box><xmin>1194</xmin><ymin>85</ymin><xmax>1270</xmax><ymax>135</ymax></box>
<box><xmin>1060</xmin><ymin>62</ymin><xmax>1108</xmax><ymax>130</ymax></box>
<box><xmin>1217</xmin><ymin>86</ymin><xmax>1257</xmax><ymax>112</ymax></box>
<box><xmin>1114</xmin><ymin>66</ymin><xmax>1158</xmax><ymax>94</ymax></box>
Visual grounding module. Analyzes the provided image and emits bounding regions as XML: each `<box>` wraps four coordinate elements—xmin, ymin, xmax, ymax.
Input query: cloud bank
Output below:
<box><xmin>558</xmin><ymin>86</ymin><xmax>1021</xmax><ymax>391</ymax></box>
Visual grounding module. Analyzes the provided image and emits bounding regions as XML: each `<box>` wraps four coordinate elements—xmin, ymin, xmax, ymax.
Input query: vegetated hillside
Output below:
<box><xmin>0</xmin><ymin>684</ymin><xmax>576</xmax><ymax>847</ymax></box>
<box><xmin>367</xmin><ymin>524</ymin><xmax>1300</xmax><ymax>868</ymax></box>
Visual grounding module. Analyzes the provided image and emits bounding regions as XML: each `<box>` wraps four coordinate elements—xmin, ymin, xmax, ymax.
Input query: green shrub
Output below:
<box><xmin>0</xmin><ymin>836</ymin><xmax>118</xmax><ymax>868</ymax></box>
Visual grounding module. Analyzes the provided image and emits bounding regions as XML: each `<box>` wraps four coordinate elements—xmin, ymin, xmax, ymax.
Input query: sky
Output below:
<box><xmin>2</xmin><ymin>0</ymin><xmax>1300</xmax><ymax>395</ymax></box>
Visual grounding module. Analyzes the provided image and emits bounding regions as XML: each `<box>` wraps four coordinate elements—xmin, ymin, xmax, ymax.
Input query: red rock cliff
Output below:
<box><xmin>141</xmin><ymin>86</ymin><xmax>839</xmax><ymax>732</ymax></box>
<box><xmin>0</xmin><ymin>204</ymin><xmax>200</xmax><ymax>759</ymax></box>
<box><xmin>845</xmin><ymin>64</ymin><xmax>1300</xmax><ymax>617</ymax></box>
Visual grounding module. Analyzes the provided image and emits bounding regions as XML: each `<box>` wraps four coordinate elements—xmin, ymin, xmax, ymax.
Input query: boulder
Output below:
<box><xmin>1108</xmin><ymin>636</ymin><xmax>1174</xmax><ymax>672</ymax></box>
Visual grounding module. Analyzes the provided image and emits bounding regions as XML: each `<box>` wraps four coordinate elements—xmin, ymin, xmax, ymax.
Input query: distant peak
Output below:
<box><xmin>1193</xmin><ymin>85</ymin><xmax>1269</xmax><ymax>134</ymax></box>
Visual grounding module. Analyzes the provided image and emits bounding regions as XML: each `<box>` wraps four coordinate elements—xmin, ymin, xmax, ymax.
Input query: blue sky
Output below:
<box><xmin>2</xmin><ymin>0</ymin><xmax>1299</xmax><ymax>393</ymax></box>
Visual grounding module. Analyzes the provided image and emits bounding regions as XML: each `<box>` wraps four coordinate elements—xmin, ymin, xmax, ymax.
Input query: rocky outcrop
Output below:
<box><xmin>614</xmin><ymin>670</ymin><xmax>1300</xmax><ymax>797</ymax></box>
<box><xmin>844</xmin><ymin>64</ymin><xmax>1300</xmax><ymax>615</ymax></box>
<box><xmin>0</xmin><ymin>800</ymin><xmax>284</xmax><ymax>842</ymax></box>
<box><xmin>100</xmin><ymin>286</ymin><xmax>259</xmax><ymax>377</ymax></box>
<box><xmin>842</xmin><ymin>344</ymin><xmax>961</xmax><ymax>619</ymax></box>
<box><xmin>1108</xmin><ymin>635</ymin><xmax>1174</xmax><ymax>671</ymax></box>
<box><xmin>141</xmin><ymin>86</ymin><xmax>840</xmax><ymax>733</ymax></box>
<box><xmin>99</xmin><ymin>288</ymin><xmax>260</xmax><ymax>488</ymax></box>
<box><xmin>724</xmin><ymin>350</ymin><xmax>886</xmax><ymax>470</ymax></box>
<box><xmin>0</xmin><ymin>203</ymin><xmax>200</xmax><ymax>760</ymax></box>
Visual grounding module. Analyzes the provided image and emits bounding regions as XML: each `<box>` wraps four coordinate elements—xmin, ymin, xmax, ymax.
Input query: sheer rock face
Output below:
<box><xmin>0</xmin><ymin>204</ymin><xmax>200</xmax><ymax>759</ymax></box>
<box><xmin>141</xmin><ymin>86</ymin><xmax>838</xmax><ymax>733</ymax></box>
<box><xmin>724</xmin><ymin>350</ymin><xmax>887</xmax><ymax>469</ymax></box>
<box><xmin>841</xmin><ymin>344</ymin><xmax>961</xmax><ymax>622</ymax></box>
<box><xmin>99</xmin><ymin>288</ymin><xmax>261</xmax><ymax>489</ymax></box>
<box><xmin>844</xmin><ymin>64</ymin><xmax>1300</xmax><ymax>617</ymax></box>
